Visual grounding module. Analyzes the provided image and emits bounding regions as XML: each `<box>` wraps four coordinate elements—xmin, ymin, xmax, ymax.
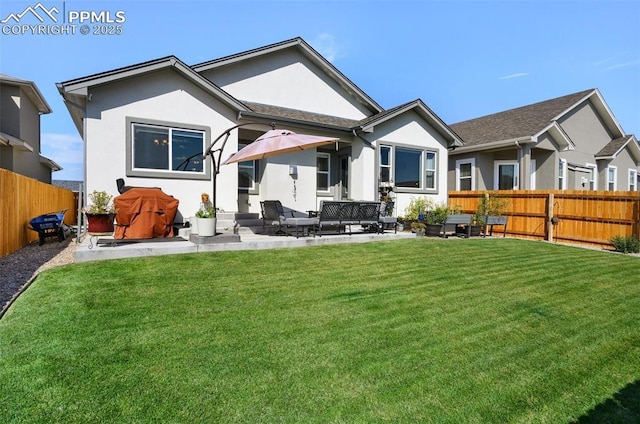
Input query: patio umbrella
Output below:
<box><xmin>222</xmin><ymin>129</ymin><xmax>339</xmax><ymax>165</ymax></box>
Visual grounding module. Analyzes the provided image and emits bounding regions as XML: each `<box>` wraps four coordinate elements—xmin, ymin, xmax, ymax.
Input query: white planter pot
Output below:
<box><xmin>189</xmin><ymin>216</ymin><xmax>198</xmax><ymax>234</ymax></box>
<box><xmin>197</xmin><ymin>217</ymin><xmax>216</xmax><ymax>236</ymax></box>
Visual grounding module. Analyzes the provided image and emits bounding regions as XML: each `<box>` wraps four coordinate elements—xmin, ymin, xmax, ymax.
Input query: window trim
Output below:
<box><xmin>529</xmin><ymin>159</ymin><xmax>537</xmax><ymax>190</ymax></box>
<box><xmin>126</xmin><ymin>117</ymin><xmax>211</xmax><ymax>180</ymax></box>
<box><xmin>378</xmin><ymin>143</ymin><xmax>439</xmax><ymax>194</ymax></box>
<box><xmin>607</xmin><ymin>165</ymin><xmax>617</xmax><ymax>191</ymax></box>
<box><xmin>493</xmin><ymin>160</ymin><xmax>519</xmax><ymax>190</ymax></box>
<box><xmin>237</xmin><ymin>141</ymin><xmax>259</xmax><ymax>194</ymax></box>
<box><xmin>455</xmin><ymin>158</ymin><xmax>475</xmax><ymax>191</ymax></box>
<box><xmin>558</xmin><ymin>158</ymin><xmax>567</xmax><ymax>190</ymax></box>
<box><xmin>586</xmin><ymin>163</ymin><xmax>597</xmax><ymax>190</ymax></box>
<box><xmin>628</xmin><ymin>168</ymin><xmax>638</xmax><ymax>191</ymax></box>
<box><xmin>316</xmin><ymin>152</ymin><xmax>331</xmax><ymax>193</ymax></box>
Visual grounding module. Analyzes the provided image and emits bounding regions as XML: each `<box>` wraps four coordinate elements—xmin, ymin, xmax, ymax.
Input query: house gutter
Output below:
<box><xmin>450</xmin><ymin>137</ymin><xmax>534</xmax><ymax>154</ymax></box>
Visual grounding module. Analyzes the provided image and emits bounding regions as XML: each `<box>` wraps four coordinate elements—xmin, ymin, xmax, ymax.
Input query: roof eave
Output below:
<box><xmin>193</xmin><ymin>37</ymin><xmax>384</xmax><ymax>114</ymax></box>
<box><xmin>552</xmin><ymin>89</ymin><xmax>625</xmax><ymax>138</ymax></box>
<box><xmin>534</xmin><ymin>121</ymin><xmax>575</xmax><ymax>151</ymax></box>
<box><xmin>40</xmin><ymin>155</ymin><xmax>63</xmax><ymax>171</ymax></box>
<box><xmin>450</xmin><ymin>137</ymin><xmax>534</xmax><ymax>154</ymax></box>
<box><xmin>0</xmin><ymin>76</ymin><xmax>52</xmax><ymax>114</ymax></box>
<box><xmin>360</xmin><ymin>100</ymin><xmax>464</xmax><ymax>147</ymax></box>
<box><xmin>237</xmin><ymin>110</ymin><xmax>353</xmax><ymax>134</ymax></box>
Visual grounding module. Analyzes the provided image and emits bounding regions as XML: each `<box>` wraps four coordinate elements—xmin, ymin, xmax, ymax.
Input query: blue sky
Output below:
<box><xmin>1</xmin><ymin>0</ymin><xmax>639</xmax><ymax>181</ymax></box>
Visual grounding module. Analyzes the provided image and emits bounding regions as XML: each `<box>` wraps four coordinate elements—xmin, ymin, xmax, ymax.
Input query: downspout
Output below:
<box><xmin>353</xmin><ymin>129</ymin><xmax>373</xmax><ymax>148</ymax></box>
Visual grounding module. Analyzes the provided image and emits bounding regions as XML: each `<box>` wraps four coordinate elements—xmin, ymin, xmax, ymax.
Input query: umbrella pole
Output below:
<box><xmin>204</xmin><ymin>122</ymin><xmax>273</xmax><ymax>214</ymax></box>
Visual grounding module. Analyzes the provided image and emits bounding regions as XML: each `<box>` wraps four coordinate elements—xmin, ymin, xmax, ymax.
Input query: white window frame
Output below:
<box><xmin>586</xmin><ymin>163</ymin><xmax>597</xmax><ymax>190</ymax></box>
<box><xmin>455</xmin><ymin>158</ymin><xmax>475</xmax><ymax>191</ymax></box>
<box><xmin>237</xmin><ymin>142</ymin><xmax>258</xmax><ymax>192</ymax></box>
<box><xmin>378</xmin><ymin>144</ymin><xmax>438</xmax><ymax>193</ymax></box>
<box><xmin>379</xmin><ymin>145</ymin><xmax>392</xmax><ymax>185</ymax></box>
<box><xmin>558</xmin><ymin>159</ymin><xmax>567</xmax><ymax>190</ymax></box>
<box><xmin>425</xmin><ymin>151</ymin><xmax>437</xmax><ymax>190</ymax></box>
<box><xmin>494</xmin><ymin>160</ymin><xmax>519</xmax><ymax>190</ymax></box>
<box><xmin>529</xmin><ymin>160</ymin><xmax>537</xmax><ymax>190</ymax></box>
<box><xmin>607</xmin><ymin>166</ymin><xmax>617</xmax><ymax>191</ymax></box>
<box><xmin>316</xmin><ymin>152</ymin><xmax>331</xmax><ymax>193</ymax></box>
<box><xmin>628</xmin><ymin>169</ymin><xmax>638</xmax><ymax>191</ymax></box>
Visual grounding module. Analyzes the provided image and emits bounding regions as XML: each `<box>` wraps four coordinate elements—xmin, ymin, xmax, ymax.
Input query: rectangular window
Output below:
<box><xmin>456</xmin><ymin>159</ymin><xmax>474</xmax><ymax>191</ymax></box>
<box><xmin>425</xmin><ymin>151</ymin><xmax>436</xmax><ymax>190</ymax></box>
<box><xmin>317</xmin><ymin>153</ymin><xmax>330</xmax><ymax>192</ymax></box>
<box><xmin>494</xmin><ymin>161</ymin><xmax>518</xmax><ymax>190</ymax></box>
<box><xmin>379</xmin><ymin>145</ymin><xmax>391</xmax><ymax>184</ymax></box>
<box><xmin>378</xmin><ymin>144</ymin><xmax>437</xmax><ymax>192</ymax></box>
<box><xmin>607</xmin><ymin>166</ymin><xmax>617</xmax><ymax>191</ymax></box>
<box><xmin>629</xmin><ymin>169</ymin><xmax>637</xmax><ymax>191</ymax></box>
<box><xmin>395</xmin><ymin>147</ymin><xmax>422</xmax><ymax>188</ymax></box>
<box><xmin>237</xmin><ymin>142</ymin><xmax>257</xmax><ymax>190</ymax></box>
<box><xmin>558</xmin><ymin>159</ymin><xmax>567</xmax><ymax>190</ymax></box>
<box><xmin>132</xmin><ymin>123</ymin><xmax>205</xmax><ymax>174</ymax></box>
<box><xmin>586</xmin><ymin>164</ymin><xmax>597</xmax><ymax>190</ymax></box>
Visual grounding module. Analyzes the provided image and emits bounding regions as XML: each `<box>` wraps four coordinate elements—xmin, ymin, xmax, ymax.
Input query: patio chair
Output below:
<box><xmin>377</xmin><ymin>201</ymin><xmax>397</xmax><ymax>233</ymax></box>
<box><xmin>260</xmin><ymin>200</ymin><xmax>315</xmax><ymax>238</ymax></box>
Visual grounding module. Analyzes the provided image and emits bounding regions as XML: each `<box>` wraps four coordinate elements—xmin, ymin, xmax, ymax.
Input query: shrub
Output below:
<box><xmin>404</xmin><ymin>197</ymin><xmax>435</xmax><ymax>221</ymax></box>
<box><xmin>610</xmin><ymin>235</ymin><xmax>640</xmax><ymax>253</ymax></box>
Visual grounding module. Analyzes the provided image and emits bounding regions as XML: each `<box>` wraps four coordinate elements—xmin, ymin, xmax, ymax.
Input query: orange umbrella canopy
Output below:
<box><xmin>222</xmin><ymin>129</ymin><xmax>338</xmax><ymax>165</ymax></box>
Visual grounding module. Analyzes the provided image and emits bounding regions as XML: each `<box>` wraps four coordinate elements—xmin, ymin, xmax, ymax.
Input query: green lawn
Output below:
<box><xmin>1</xmin><ymin>238</ymin><xmax>639</xmax><ymax>423</ymax></box>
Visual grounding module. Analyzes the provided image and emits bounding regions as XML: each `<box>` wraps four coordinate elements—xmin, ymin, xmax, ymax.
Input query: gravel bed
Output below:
<box><xmin>0</xmin><ymin>238</ymin><xmax>76</xmax><ymax>316</ymax></box>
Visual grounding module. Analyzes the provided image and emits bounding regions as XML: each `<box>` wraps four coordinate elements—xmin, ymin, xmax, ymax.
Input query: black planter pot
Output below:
<box><xmin>425</xmin><ymin>224</ymin><xmax>441</xmax><ymax>237</ymax></box>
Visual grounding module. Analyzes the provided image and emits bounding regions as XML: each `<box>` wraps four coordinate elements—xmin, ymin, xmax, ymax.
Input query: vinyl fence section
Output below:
<box><xmin>448</xmin><ymin>190</ymin><xmax>640</xmax><ymax>249</ymax></box>
<box><xmin>0</xmin><ymin>169</ymin><xmax>77</xmax><ymax>258</ymax></box>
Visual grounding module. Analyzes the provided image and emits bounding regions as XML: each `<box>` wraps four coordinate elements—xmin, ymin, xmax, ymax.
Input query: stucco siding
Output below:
<box><xmin>0</xmin><ymin>85</ymin><xmax>20</xmax><ymax>136</ymax></box>
<box><xmin>610</xmin><ymin>147</ymin><xmax>638</xmax><ymax>190</ymax></box>
<box><xmin>84</xmin><ymin>69</ymin><xmax>240</xmax><ymax>219</ymax></box>
<box><xmin>558</xmin><ymin>101</ymin><xmax>612</xmax><ymax>155</ymax></box>
<box><xmin>199</xmin><ymin>49</ymin><xmax>371</xmax><ymax>120</ymax></box>
<box><xmin>531</xmin><ymin>150</ymin><xmax>555</xmax><ymax>189</ymax></box>
<box><xmin>368</xmin><ymin>110</ymin><xmax>450</xmax><ymax>215</ymax></box>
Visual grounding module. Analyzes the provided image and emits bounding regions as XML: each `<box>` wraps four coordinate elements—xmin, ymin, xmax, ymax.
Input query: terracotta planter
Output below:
<box><xmin>86</xmin><ymin>213</ymin><xmax>115</xmax><ymax>233</ymax></box>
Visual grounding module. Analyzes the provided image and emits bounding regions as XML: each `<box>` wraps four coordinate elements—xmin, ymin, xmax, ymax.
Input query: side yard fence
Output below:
<box><xmin>448</xmin><ymin>190</ymin><xmax>640</xmax><ymax>249</ymax></box>
<box><xmin>1</xmin><ymin>169</ymin><xmax>78</xmax><ymax>258</ymax></box>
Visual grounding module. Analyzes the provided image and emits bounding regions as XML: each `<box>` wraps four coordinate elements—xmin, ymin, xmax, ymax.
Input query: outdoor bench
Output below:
<box><xmin>483</xmin><ymin>215</ymin><xmax>508</xmax><ymax>237</ymax></box>
<box><xmin>441</xmin><ymin>214</ymin><xmax>473</xmax><ymax>238</ymax></box>
<box><xmin>313</xmin><ymin>201</ymin><xmax>387</xmax><ymax>236</ymax></box>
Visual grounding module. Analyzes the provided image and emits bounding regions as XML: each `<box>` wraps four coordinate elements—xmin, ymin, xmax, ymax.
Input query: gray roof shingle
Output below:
<box><xmin>242</xmin><ymin>101</ymin><xmax>360</xmax><ymax>129</ymax></box>
<box><xmin>596</xmin><ymin>135</ymin><xmax>633</xmax><ymax>157</ymax></box>
<box><xmin>450</xmin><ymin>89</ymin><xmax>595</xmax><ymax>146</ymax></box>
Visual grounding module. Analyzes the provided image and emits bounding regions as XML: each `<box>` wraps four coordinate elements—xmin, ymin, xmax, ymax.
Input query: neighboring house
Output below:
<box><xmin>57</xmin><ymin>37</ymin><xmax>462</xmax><ymax>220</ymax></box>
<box><xmin>0</xmin><ymin>74</ymin><xmax>61</xmax><ymax>183</ymax></box>
<box><xmin>448</xmin><ymin>89</ymin><xmax>640</xmax><ymax>192</ymax></box>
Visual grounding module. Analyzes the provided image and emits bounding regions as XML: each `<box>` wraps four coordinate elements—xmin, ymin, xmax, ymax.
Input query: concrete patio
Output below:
<box><xmin>75</xmin><ymin>229</ymin><xmax>414</xmax><ymax>263</ymax></box>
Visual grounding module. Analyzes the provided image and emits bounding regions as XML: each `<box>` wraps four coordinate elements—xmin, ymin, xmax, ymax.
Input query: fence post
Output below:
<box><xmin>547</xmin><ymin>192</ymin><xmax>554</xmax><ymax>242</ymax></box>
<box><xmin>635</xmin><ymin>196</ymin><xmax>640</xmax><ymax>240</ymax></box>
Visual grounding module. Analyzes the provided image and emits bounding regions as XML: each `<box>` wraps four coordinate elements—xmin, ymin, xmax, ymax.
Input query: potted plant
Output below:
<box><xmin>476</xmin><ymin>194</ymin><xmax>509</xmax><ymax>236</ymax></box>
<box><xmin>195</xmin><ymin>205</ymin><xmax>216</xmax><ymax>237</ymax></box>
<box><xmin>470</xmin><ymin>211</ymin><xmax>484</xmax><ymax>237</ymax></box>
<box><xmin>425</xmin><ymin>202</ymin><xmax>449</xmax><ymax>237</ymax></box>
<box><xmin>411</xmin><ymin>222</ymin><xmax>426</xmax><ymax>236</ymax></box>
<box><xmin>84</xmin><ymin>190</ymin><xmax>116</xmax><ymax>233</ymax></box>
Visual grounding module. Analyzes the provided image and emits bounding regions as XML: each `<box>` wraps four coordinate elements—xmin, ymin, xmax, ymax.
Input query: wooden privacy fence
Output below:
<box><xmin>0</xmin><ymin>169</ymin><xmax>77</xmax><ymax>258</ymax></box>
<box><xmin>448</xmin><ymin>190</ymin><xmax>640</xmax><ymax>249</ymax></box>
